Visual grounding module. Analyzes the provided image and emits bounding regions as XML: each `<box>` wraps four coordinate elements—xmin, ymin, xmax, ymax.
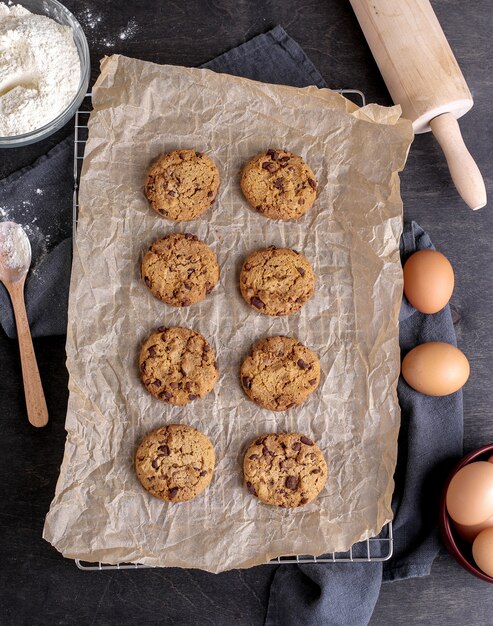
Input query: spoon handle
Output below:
<box><xmin>8</xmin><ymin>280</ymin><xmax>48</xmax><ymax>428</ymax></box>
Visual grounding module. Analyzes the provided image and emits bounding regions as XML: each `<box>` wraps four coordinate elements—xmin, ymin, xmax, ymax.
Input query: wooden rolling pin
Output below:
<box><xmin>349</xmin><ymin>0</ymin><xmax>487</xmax><ymax>210</ymax></box>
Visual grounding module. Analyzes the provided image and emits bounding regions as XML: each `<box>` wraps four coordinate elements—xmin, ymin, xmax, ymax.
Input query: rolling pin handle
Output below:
<box><xmin>430</xmin><ymin>113</ymin><xmax>487</xmax><ymax>210</ymax></box>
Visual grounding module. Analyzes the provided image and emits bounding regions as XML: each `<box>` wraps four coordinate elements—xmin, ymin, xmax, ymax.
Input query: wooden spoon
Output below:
<box><xmin>0</xmin><ymin>222</ymin><xmax>48</xmax><ymax>427</ymax></box>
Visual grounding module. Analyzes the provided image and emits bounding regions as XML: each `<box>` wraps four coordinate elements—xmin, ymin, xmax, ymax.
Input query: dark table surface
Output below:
<box><xmin>1</xmin><ymin>1</ymin><xmax>492</xmax><ymax>624</ymax></box>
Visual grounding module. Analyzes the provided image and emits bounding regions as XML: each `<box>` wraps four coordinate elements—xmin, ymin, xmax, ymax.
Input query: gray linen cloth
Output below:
<box><xmin>0</xmin><ymin>27</ymin><xmax>462</xmax><ymax>626</ymax></box>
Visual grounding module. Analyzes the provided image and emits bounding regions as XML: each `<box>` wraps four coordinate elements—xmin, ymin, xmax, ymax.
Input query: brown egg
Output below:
<box><xmin>403</xmin><ymin>250</ymin><xmax>454</xmax><ymax>314</ymax></box>
<box><xmin>473</xmin><ymin>527</ymin><xmax>493</xmax><ymax>577</ymax></box>
<box><xmin>446</xmin><ymin>462</ymin><xmax>493</xmax><ymax>525</ymax></box>
<box><xmin>453</xmin><ymin>515</ymin><xmax>493</xmax><ymax>543</ymax></box>
<box><xmin>401</xmin><ymin>342</ymin><xmax>469</xmax><ymax>396</ymax></box>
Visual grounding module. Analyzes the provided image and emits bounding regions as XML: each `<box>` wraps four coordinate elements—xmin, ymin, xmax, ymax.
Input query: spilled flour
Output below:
<box><xmin>0</xmin><ymin>3</ymin><xmax>81</xmax><ymax>136</ymax></box>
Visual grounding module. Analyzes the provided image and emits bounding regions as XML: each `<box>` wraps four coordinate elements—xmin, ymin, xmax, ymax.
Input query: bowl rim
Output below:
<box><xmin>439</xmin><ymin>443</ymin><xmax>493</xmax><ymax>583</ymax></box>
<box><xmin>0</xmin><ymin>0</ymin><xmax>90</xmax><ymax>145</ymax></box>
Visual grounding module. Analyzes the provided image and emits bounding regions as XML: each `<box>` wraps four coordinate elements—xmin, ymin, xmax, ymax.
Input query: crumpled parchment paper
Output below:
<box><xmin>43</xmin><ymin>54</ymin><xmax>413</xmax><ymax>572</ymax></box>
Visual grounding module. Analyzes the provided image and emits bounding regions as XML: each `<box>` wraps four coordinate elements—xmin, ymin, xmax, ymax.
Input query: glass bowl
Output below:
<box><xmin>0</xmin><ymin>0</ymin><xmax>90</xmax><ymax>148</ymax></box>
<box><xmin>439</xmin><ymin>443</ymin><xmax>493</xmax><ymax>583</ymax></box>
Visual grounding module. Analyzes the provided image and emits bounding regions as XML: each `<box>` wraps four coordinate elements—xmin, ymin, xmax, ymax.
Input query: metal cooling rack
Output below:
<box><xmin>72</xmin><ymin>89</ymin><xmax>394</xmax><ymax>570</ymax></box>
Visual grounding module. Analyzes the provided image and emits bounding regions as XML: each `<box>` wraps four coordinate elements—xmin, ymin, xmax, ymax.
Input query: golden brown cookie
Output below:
<box><xmin>139</xmin><ymin>326</ymin><xmax>218</xmax><ymax>405</ymax></box>
<box><xmin>135</xmin><ymin>424</ymin><xmax>215</xmax><ymax>502</ymax></box>
<box><xmin>141</xmin><ymin>233</ymin><xmax>219</xmax><ymax>307</ymax></box>
<box><xmin>240</xmin><ymin>336</ymin><xmax>320</xmax><ymax>411</ymax></box>
<box><xmin>243</xmin><ymin>433</ymin><xmax>327</xmax><ymax>507</ymax></box>
<box><xmin>240</xmin><ymin>246</ymin><xmax>315</xmax><ymax>315</ymax></box>
<box><xmin>240</xmin><ymin>149</ymin><xmax>317</xmax><ymax>220</ymax></box>
<box><xmin>144</xmin><ymin>149</ymin><xmax>220</xmax><ymax>221</ymax></box>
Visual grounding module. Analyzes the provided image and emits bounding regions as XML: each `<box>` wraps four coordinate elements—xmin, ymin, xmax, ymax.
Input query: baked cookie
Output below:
<box><xmin>144</xmin><ymin>149</ymin><xmax>220</xmax><ymax>221</ymax></box>
<box><xmin>135</xmin><ymin>424</ymin><xmax>215</xmax><ymax>502</ymax></box>
<box><xmin>139</xmin><ymin>326</ymin><xmax>218</xmax><ymax>405</ymax></box>
<box><xmin>240</xmin><ymin>149</ymin><xmax>317</xmax><ymax>220</ymax></box>
<box><xmin>240</xmin><ymin>246</ymin><xmax>315</xmax><ymax>316</ymax></box>
<box><xmin>240</xmin><ymin>336</ymin><xmax>320</xmax><ymax>411</ymax></box>
<box><xmin>141</xmin><ymin>233</ymin><xmax>219</xmax><ymax>307</ymax></box>
<box><xmin>243</xmin><ymin>433</ymin><xmax>327</xmax><ymax>507</ymax></box>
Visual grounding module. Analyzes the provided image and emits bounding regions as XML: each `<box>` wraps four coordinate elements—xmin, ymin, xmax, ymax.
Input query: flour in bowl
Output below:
<box><xmin>0</xmin><ymin>3</ymin><xmax>81</xmax><ymax>136</ymax></box>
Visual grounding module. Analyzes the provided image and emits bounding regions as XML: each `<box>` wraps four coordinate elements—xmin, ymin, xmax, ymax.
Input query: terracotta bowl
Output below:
<box><xmin>440</xmin><ymin>443</ymin><xmax>493</xmax><ymax>583</ymax></box>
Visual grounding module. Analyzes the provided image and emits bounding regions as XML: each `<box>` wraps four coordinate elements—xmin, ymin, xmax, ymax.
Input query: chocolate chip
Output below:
<box><xmin>203</xmin><ymin>344</ymin><xmax>211</xmax><ymax>352</ymax></box>
<box><xmin>185</xmin><ymin>382</ymin><xmax>192</xmax><ymax>392</ymax></box>
<box><xmin>311</xmin><ymin>469</ymin><xmax>321</xmax><ymax>474</ymax></box>
<box><xmin>285</xmin><ymin>402</ymin><xmax>296</xmax><ymax>409</ymax></box>
<box><xmin>273</xmin><ymin>178</ymin><xmax>284</xmax><ymax>190</ymax></box>
<box><xmin>179</xmin><ymin>152</ymin><xmax>186</xmax><ymax>160</ymax></box>
<box><xmin>158</xmin><ymin>445</ymin><xmax>169</xmax><ymax>456</ymax></box>
<box><xmin>308</xmin><ymin>178</ymin><xmax>317</xmax><ymax>189</ymax></box>
<box><xmin>242</xmin><ymin>376</ymin><xmax>252</xmax><ymax>390</ymax></box>
<box><xmin>285</xmin><ymin>476</ymin><xmax>299</xmax><ymax>490</ymax></box>
<box><xmin>151</xmin><ymin>458</ymin><xmax>159</xmax><ymax>469</ymax></box>
<box><xmin>309</xmin><ymin>378</ymin><xmax>317</xmax><ymax>386</ymax></box>
<box><xmin>256</xmin><ymin>205</ymin><xmax>265</xmax><ymax>213</ymax></box>
<box><xmin>262</xmin><ymin>446</ymin><xmax>273</xmax><ymax>457</ymax></box>
<box><xmin>195</xmin><ymin>151</ymin><xmax>203</xmax><ymax>158</ymax></box>
<box><xmin>159</xmin><ymin>209</ymin><xmax>168</xmax><ymax>216</ymax></box>
<box><xmin>296</xmin><ymin>266</ymin><xmax>305</xmax><ymax>277</ymax></box>
<box><xmin>255</xmin><ymin>437</ymin><xmax>266</xmax><ymax>446</ymax></box>
<box><xmin>200</xmin><ymin>470</ymin><xmax>207</xmax><ymax>476</ymax></box>
<box><xmin>292</xmin><ymin>442</ymin><xmax>301</xmax><ymax>451</ymax></box>
<box><xmin>152</xmin><ymin>379</ymin><xmax>161</xmax><ymax>387</ymax></box>
<box><xmin>300</xmin><ymin>497</ymin><xmax>308</xmax><ymax>505</ymax></box>
<box><xmin>267</xmin><ymin>149</ymin><xmax>279</xmax><ymax>160</ymax></box>
<box><xmin>297</xmin><ymin>359</ymin><xmax>308</xmax><ymax>369</ymax></box>
<box><xmin>207</xmin><ymin>190</ymin><xmax>214</xmax><ymax>198</ymax></box>
<box><xmin>243</xmin><ymin>263</ymin><xmax>251</xmax><ymax>271</ymax></box>
<box><xmin>181</xmin><ymin>299</ymin><xmax>191</xmax><ymax>306</ymax></box>
<box><xmin>148</xmin><ymin>346</ymin><xmax>157</xmax><ymax>357</ymax></box>
<box><xmin>140</xmin><ymin>362</ymin><xmax>146</xmax><ymax>372</ymax></box>
<box><xmin>250</xmin><ymin>296</ymin><xmax>265</xmax><ymax>309</ymax></box>
<box><xmin>157</xmin><ymin>326</ymin><xmax>167</xmax><ymax>332</ymax></box>
<box><xmin>168</xmin><ymin>190</ymin><xmax>177</xmax><ymax>197</ymax></box>
<box><xmin>144</xmin><ymin>276</ymin><xmax>151</xmax><ymax>287</ymax></box>
<box><xmin>137</xmin><ymin>456</ymin><xmax>145</xmax><ymax>462</ymax></box>
<box><xmin>262</xmin><ymin>161</ymin><xmax>277</xmax><ymax>173</ymax></box>
<box><xmin>184</xmin><ymin>233</ymin><xmax>198</xmax><ymax>240</ymax></box>
<box><xmin>188</xmin><ymin>394</ymin><xmax>197</xmax><ymax>401</ymax></box>
<box><xmin>160</xmin><ymin>391</ymin><xmax>172</xmax><ymax>401</ymax></box>
<box><xmin>246</xmin><ymin>481</ymin><xmax>257</xmax><ymax>496</ymax></box>
<box><xmin>249</xmin><ymin>454</ymin><xmax>260</xmax><ymax>460</ymax></box>
<box><xmin>180</xmin><ymin>368</ymin><xmax>187</xmax><ymax>377</ymax></box>
<box><xmin>300</xmin><ymin>436</ymin><xmax>314</xmax><ymax>446</ymax></box>
<box><xmin>168</xmin><ymin>487</ymin><xmax>179</xmax><ymax>498</ymax></box>
<box><xmin>299</xmin><ymin>198</ymin><xmax>305</xmax><ymax>205</ymax></box>
<box><xmin>184</xmin><ymin>282</ymin><xmax>191</xmax><ymax>290</ymax></box>
<box><xmin>279</xmin><ymin>155</ymin><xmax>290</xmax><ymax>163</ymax></box>
<box><xmin>170</xmin><ymin>382</ymin><xmax>178</xmax><ymax>389</ymax></box>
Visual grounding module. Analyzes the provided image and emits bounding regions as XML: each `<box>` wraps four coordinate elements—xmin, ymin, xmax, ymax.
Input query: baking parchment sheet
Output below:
<box><xmin>43</xmin><ymin>55</ymin><xmax>413</xmax><ymax>572</ymax></box>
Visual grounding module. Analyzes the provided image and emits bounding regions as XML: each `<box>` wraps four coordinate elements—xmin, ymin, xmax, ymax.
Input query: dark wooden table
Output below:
<box><xmin>1</xmin><ymin>1</ymin><xmax>492</xmax><ymax>624</ymax></box>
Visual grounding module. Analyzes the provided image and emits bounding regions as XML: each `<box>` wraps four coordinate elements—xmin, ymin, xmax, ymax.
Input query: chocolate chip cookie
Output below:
<box><xmin>139</xmin><ymin>326</ymin><xmax>218</xmax><ymax>405</ymax></box>
<box><xmin>144</xmin><ymin>149</ymin><xmax>220</xmax><ymax>221</ymax></box>
<box><xmin>141</xmin><ymin>233</ymin><xmax>219</xmax><ymax>307</ymax></box>
<box><xmin>240</xmin><ymin>149</ymin><xmax>317</xmax><ymax>220</ymax></box>
<box><xmin>240</xmin><ymin>336</ymin><xmax>320</xmax><ymax>411</ymax></box>
<box><xmin>240</xmin><ymin>246</ymin><xmax>315</xmax><ymax>316</ymax></box>
<box><xmin>135</xmin><ymin>424</ymin><xmax>215</xmax><ymax>502</ymax></box>
<box><xmin>243</xmin><ymin>433</ymin><xmax>327</xmax><ymax>507</ymax></box>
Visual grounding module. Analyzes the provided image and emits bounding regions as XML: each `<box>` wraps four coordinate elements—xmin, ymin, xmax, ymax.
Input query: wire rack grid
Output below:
<box><xmin>72</xmin><ymin>89</ymin><xmax>394</xmax><ymax>570</ymax></box>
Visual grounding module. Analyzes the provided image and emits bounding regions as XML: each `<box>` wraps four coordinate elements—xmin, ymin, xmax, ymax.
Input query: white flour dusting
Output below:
<box><xmin>0</xmin><ymin>222</ymin><xmax>31</xmax><ymax>271</ymax></box>
<box><xmin>0</xmin><ymin>3</ymin><xmax>81</xmax><ymax>136</ymax></box>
